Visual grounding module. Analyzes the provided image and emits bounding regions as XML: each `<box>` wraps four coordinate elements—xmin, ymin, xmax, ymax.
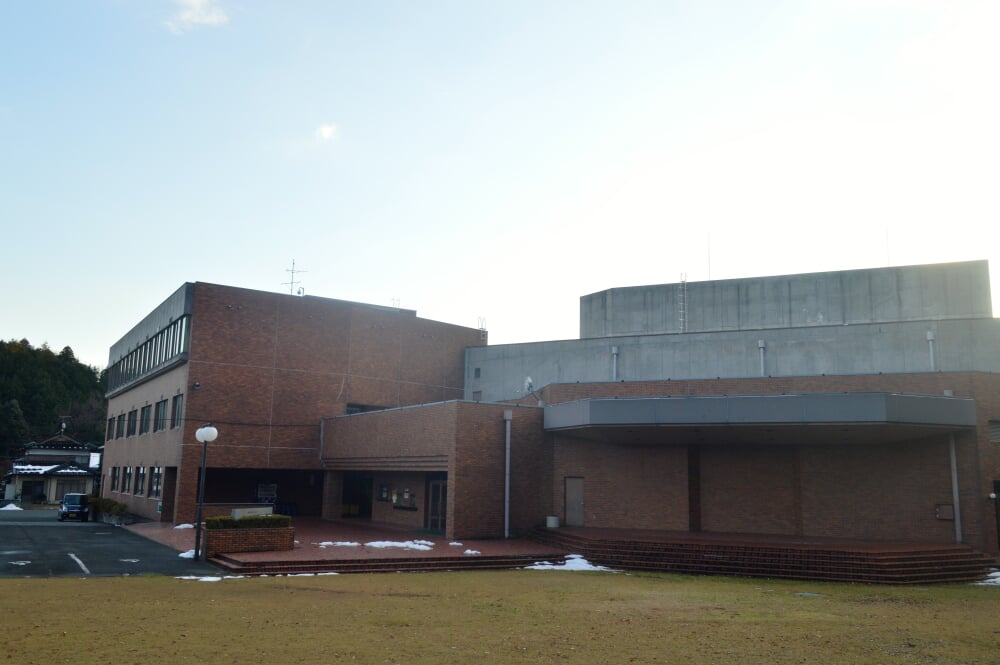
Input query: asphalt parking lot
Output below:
<box><xmin>0</xmin><ymin>508</ymin><xmax>220</xmax><ymax>578</ymax></box>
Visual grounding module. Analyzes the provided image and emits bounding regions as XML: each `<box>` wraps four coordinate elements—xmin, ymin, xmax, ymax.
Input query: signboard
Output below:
<box><xmin>232</xmin><ymin>506</ymin><xmax>274</xmax><ymax>519</ymax></box>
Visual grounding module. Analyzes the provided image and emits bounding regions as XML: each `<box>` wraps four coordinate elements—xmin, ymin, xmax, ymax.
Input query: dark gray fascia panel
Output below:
<box><xmin>544</xmin><ymin>393</ymin><xmax>977</xmax><ymax>430</ymax></box>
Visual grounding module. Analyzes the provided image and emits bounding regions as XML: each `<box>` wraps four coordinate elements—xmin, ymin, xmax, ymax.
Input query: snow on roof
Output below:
<box><xmin>8</xmin><ymin>463</ymin><xmax>94</xmax><ymax>476</ymax></box>
<box><xmin>11</xmin><ymin>464</ymin><xmax>59</xmax><ymax>475</ymax></box>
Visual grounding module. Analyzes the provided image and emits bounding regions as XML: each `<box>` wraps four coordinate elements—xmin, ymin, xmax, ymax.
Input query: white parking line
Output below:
<box><xmin>68</xmin><ymin>552</ymin><xmax>90</xmax><ymax>574</ymax></box>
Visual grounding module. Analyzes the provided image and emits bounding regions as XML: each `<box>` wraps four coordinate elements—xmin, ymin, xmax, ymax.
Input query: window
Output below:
<box><xmin>346</xmin><ymin>403</ymin><xmax>385</xmax><ymax>415</ymax></box>
<box><xmin>134</xmin><ymin>466</ymin><xmax>146</xmax><ymax>495</ymax></box>
<box><xmin>171</xmin><ymin>394</ymin><xmax>184</xmax><ymax>429</ymax></box>
<box><xmin>154</xmin><ymin>399</ymin><xmax>168</xmax><ymax>432</ymax></box>
<box><xmin>139</xmin><ymin>405</ymin><xmax>152</xmax><ymax>435</ymax></box>
<box><xmin>106</xmin><ymin>418</ymin><xmax>115</xmax><ymax>441</ymax></box>
<box><xmin>110</xmin><ymin>466</ymin><xmax>120</xmax><ymax>492</ymax></box>
<box><xmin>106</xmin><ymin>315</ymin><xmax>190</xmax><ymax>393</ymax></box>
<box><xmin>122</xmin><ymin>466</ymin><xmax>133</xmax><ymax>493</ymax></box>
<box><xmin>115</xmin><ymin>414</ymin><xmax>126</xmax><ymax>439</ymax></box>
<box><xmin>149</xmin><ymin>466</ymin><xmax>163</xmax><ymax>499</ymax></box>
<box><xmin>472</xmin><ymin>390</ymin><xmax>482</xmax><ymax>401</ymax></box>
<box><xmin>474</xmin><ymin>367</ymin><xmax>481</xmax><ymax>378</ymax></box>
<box><xmin>989</xmin><ymin>420</ymin><xmax>1000</xmax><ymax>443</ymax></box>
<box><xmin>126</xmin><ymin>409</ymin><xmax>138</xmax><ymax>437</ymax></box>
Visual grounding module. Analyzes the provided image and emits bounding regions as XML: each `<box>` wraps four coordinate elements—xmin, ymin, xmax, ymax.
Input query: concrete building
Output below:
<box><xmin>103</xmin><ymin>261</ymin><xmax>1000</xmax><ymax>559</ymax></box>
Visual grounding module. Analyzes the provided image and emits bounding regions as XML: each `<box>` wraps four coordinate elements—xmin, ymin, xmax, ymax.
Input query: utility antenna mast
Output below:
<box><xmin>283</xmin><ymin>259</ymin><xmax>307</xmax><ymax>295</ymax></box>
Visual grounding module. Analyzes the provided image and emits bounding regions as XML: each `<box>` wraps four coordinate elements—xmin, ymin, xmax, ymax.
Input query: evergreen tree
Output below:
<box><xmin>0</xmin><ymin>339</ymin><xmax>106</xmax><ymax>457</ymax></box>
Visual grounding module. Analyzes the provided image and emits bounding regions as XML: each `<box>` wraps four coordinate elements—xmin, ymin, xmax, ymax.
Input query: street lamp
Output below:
<box><xmin>193</xmin><ymin>423</ymin><xmax>218</xmax><ymax>561</ymax></box>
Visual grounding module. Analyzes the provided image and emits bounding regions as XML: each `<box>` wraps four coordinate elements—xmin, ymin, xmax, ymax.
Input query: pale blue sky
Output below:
<box><xmin>2</xmin><ymin>1</ymin><xmax>998</xmax><ymax>368</ymax></box>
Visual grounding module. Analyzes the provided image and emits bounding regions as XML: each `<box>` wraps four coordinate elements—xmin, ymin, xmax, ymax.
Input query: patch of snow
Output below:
<box><xmin>1</xmin><ymin>504</ymin><xmax>24</xmax><ymax>511</ymax></box>
<box><xmin>178</xmin><ymin>550</ymin><xmax>196</xmax><ymax>559</ymax></box>
<box><xmin>119</xmin><ymin>559</ymin><xmax>140</xmax><ymax>563</ymax></box>
<box><xmin>198</xmin><ymin>577</ymin><xmax>223</xmax><ymax>582</ymax></box>
<box><xmin>449</xmin><ymin>541</ymin><xmax>463</xmax><ymax>547</ymax></box>
<box><xmin>463</xmin><ymin>549</ymin><xmax>481</xmax><ymax>556</ymax></box>
<box><xmin>364</xmin><ymin>540</ymin><xmax>434</xmax><ymax>551</ymax></box>
<box><xmin>316</xmin><ymin>541</ymin><xmax>360</xmax><ymax>548</ymax></box>
<box><xmin>174</xmin><ymin>523</ymin><xmax>194</xmax><ymax>529</ymax></box>
<box><xmin>973</xmin><ymin>570</ymin><xmax>1000</xmax><ymax>586</ymax></box>
<box><xmin>8</xmin><ymin>561</ymin><xmax>31</xmax><ymax>566</ymax></box>
<box><xmin>525</xmin><ymin>554</ymin><xmax>615</xmax><ymax>571</ymax></box>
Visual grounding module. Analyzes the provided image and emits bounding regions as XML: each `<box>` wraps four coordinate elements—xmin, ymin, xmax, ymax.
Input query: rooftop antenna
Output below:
<box><xmin>283</xmin><ymin>259</ymin><xmax>307</xmax><ymax>295</ymax></box>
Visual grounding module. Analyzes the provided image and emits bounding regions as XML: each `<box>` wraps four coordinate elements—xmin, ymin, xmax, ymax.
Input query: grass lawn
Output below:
<box><xmin>2</xmin><ymin>570</ymin><xmax>997</xmax><ymax>664</ymax></box>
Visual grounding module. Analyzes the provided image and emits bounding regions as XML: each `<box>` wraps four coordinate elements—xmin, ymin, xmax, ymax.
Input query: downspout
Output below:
<box><xmin>504</xmin><ymin>409</ymin><xmax>512</xmax><ymax>539</ymax></box>
<box><xmin>319</xmin><ymin>416</ymin><xmax>330</xmax><ymax>461</ymax></box>
<box><xmin>611</xmin><ymin>346</ymin><xmax>619</xmax><ymax>381</ymax></box>
<box><xmin>927</xmin><ymin>331</ymin><xmax>936</xmax><ymax>371</ymax></box>
<box><xmin>949</xmin><ymin>433</ymin><xmax>963</xmax><ymax>544</ymax></box>
<box><xmin>757</xmin><ymin>339</ymin><xmax>766</xmax><ymax>377</ymax></box>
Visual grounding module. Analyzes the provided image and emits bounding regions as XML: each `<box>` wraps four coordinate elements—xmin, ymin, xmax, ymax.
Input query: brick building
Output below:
<box><xmin>101</xmin><ymin>282</ymin><xmax>483</xmax><ymax>523</ymax></box>
<box><xmin>104</xmin><ymin>262</ymin><xmax>1000</xmax><ymax>558</ymax></box>
<box><xmin>321</xmin><ymin>260</ymin><xmax>1000</xmax><ymax>555</ymax></box>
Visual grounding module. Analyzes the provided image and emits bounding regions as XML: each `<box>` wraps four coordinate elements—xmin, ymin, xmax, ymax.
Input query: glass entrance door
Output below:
<box><xmin>427</xmin><ymin>480</ymin><xmax>447</xmax><ymax>532</ymax></box>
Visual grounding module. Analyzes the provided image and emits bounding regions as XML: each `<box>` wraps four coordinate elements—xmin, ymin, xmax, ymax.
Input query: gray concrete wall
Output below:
<box><xmin>580</xmin><ymin>261</ymin><xmax>992</xmax><ymax>338</ymax></box>
<box><xmin>465</xmin><ymin>318</ymin><xmax>1000</xmax><ymax>402</ymax></box>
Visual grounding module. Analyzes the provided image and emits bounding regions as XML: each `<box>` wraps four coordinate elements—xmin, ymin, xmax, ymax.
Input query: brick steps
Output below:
<box><xmin>531</xmin><ymin>528</ymin><xmax>997</xmax><ymax>584</ymax></box>
<box><xmin>209</xmin><ymin>553</ymin><xmax>549</xmax><ymax>576</ymax></box>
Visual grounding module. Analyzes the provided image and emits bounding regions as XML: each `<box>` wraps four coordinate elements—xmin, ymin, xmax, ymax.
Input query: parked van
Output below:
<box><xmin>57</xmin><ymin>493</ymin><xmax>89</xmax><ymax>522</ymax></box>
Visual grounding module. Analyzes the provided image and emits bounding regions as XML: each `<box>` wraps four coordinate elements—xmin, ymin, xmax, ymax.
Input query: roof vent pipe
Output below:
<box><xmin>758</xmin><ymin>340</ymin><xmax>766</xmax><ymax>377</ymax></box>
<box><xmin>927</xmin><ymin>331</ymin><xmax>936</xmax><ymax>371</ymax></box>
<box><xmin>611</xmin><ymin>346</ymin><xmax>619</xmax><ymax>381</ymax></box>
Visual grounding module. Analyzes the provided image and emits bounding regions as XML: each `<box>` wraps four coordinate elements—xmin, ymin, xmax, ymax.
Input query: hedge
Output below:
<box><xmin>89</xmin><ymin>497</ymin><xmax>128</xmax><ymax>516</ymax></box>
<box><xmin>205</xmin><ymin>514</ymin><xmax>292</xmax><ymax>530</ymax></box>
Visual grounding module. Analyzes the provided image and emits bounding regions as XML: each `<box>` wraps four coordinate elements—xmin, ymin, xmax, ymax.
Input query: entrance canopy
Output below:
<box><xmin>543</xmin><ymin>392</ymin><xmax>977</xmax><ymax>446</ymax></box>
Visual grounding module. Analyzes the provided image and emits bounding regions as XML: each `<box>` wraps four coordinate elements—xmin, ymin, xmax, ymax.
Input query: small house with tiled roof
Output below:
<box><xmin>2</xmin><ymin>433</ymin><xmax>100</xmax><ymax>505</ymax></box>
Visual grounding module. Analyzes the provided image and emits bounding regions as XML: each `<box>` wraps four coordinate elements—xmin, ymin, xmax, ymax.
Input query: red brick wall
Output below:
<box><xmin>323</xmin><ymin>401</ymin><xmax>547</xmax><ymax>540</ymax></box>
<box><xmin>798</xmin><ymin>439</ymin><xmax>957</xmax><ymax>542</ymax></box>
<box><xmin>700</xmin><ymin>445</ymin><xmax>800</xmax><ymax>535</ymax></box>
<box><xmin>164</xmin><ymin>283</ymin><xmax>481</xmax><ymax>522</ymax></box>
<box><xmin>205</xmin><ymin>527</ymin><xmax>295</xmax><ymax>557</ymax></box>
<box><xmin>552</xmin><ymin>438</ymin><xmax>689</xmax><ymax>530</ymax></box>
<box><xmin>324</xmin><ymin>401</ymin><xmax>457</xmax><ymax>466</ymax></box>
<box><xmin>542</xmin><ymin>372</ymin><xmax>1000</xmax><ymax>552</ymax></box>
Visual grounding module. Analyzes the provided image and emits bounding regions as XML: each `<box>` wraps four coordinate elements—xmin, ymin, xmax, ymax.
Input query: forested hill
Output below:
<box><xmin>0</xmin><ymin>339</ymin><xmax>107</xmax><ymax>467</ymax></box>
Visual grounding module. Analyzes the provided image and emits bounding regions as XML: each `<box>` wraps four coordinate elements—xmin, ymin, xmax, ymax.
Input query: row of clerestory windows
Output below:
<box><xmin>107</xmin><ymin>316</ymin><xmax>190</xmax><ymax>393</ymax></box>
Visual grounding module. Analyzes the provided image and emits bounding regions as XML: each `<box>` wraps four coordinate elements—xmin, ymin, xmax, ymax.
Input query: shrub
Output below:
<box><xmin>90</xmin><ymin>497</ymin><xmax>128</xmax><ymax>517</ymax></box>
<box><xmin>205</xmin><ymin>516</ymin><xmax>237</xmax><ymax>530</ymax></box>
<box><xmin>239</xmin><ymin>514</ymin><xmax>291</xmax><ymax>529</ymax></box>
<box><xmin>204</xmin><ymin>514</ymin><xmax>291</xmax><ymax>530</ymax></box>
